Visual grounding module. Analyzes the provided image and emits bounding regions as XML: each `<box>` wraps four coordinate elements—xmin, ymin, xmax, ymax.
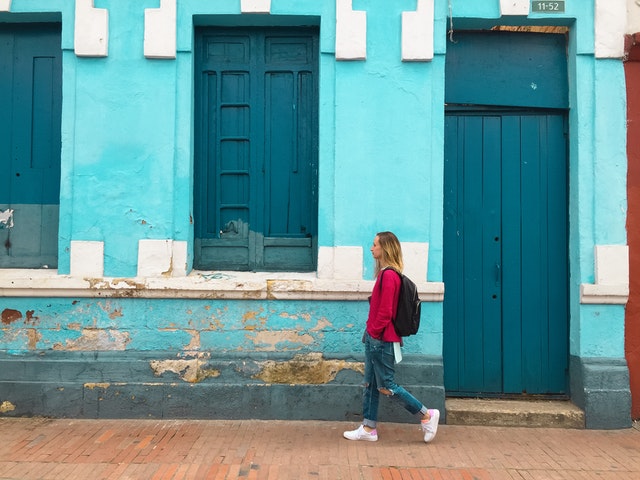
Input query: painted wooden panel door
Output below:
<box><xmin>194</xmin><ymin>28</ymin><xmax>318</xmax><ymax>271</ymax></box>
<box><xmin>443</xmin><ymin>111</ymin><xmax>569</xmax><ymax>395</ymax></box>
<box><xmin>0</xmin><ymin>24</ymin><xmax>61</xmax><ymax>268</ymax></box>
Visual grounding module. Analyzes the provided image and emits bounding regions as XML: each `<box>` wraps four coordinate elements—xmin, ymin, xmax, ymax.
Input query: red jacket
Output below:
<box><xmin>366</xmin><ymin>268</ymin><xmax>402</xmax><ymax>343</ymax></box>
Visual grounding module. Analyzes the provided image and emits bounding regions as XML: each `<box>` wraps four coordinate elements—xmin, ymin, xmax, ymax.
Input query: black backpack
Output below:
<box><xmin>379</xmin><ymin>268</ymin><xmax>421</xmax><ymax>337</ymax></box>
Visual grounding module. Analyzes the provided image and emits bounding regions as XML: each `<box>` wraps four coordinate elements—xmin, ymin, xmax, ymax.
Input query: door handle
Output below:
<box><xmin>495</xmin><ymin>263</ymin><xmax>501</xmax><ymax>286</ymax></box>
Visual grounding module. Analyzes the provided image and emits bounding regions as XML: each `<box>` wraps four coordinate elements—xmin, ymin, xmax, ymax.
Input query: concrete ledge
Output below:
<box><xmin>570</xmin><ymin>356</ymin><xmax>632</xmax><ymax>429</ymax></box>
<box><xmin>445</xmin><ymin>398</ymin><xmax>585</xmax><ymax>429</ymax></box>
<box><xmin>0</xmin><ymin>269</ymin><xmax>444</xmax><ymax>301</ymax></box>
<box><xmin>0</xmin><ymin>351</ymin><xmax>444</xmax><ymax>422</ymax></box>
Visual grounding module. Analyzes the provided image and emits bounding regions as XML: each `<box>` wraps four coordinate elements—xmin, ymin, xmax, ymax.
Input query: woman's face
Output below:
<box><xmin>371</xmin><ymin>235</ymin><xmax>383</xmax><ymax>261</ymax></box>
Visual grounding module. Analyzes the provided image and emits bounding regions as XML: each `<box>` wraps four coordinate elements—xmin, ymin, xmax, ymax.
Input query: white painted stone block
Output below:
<box><xmin>171</xmin><ymin>240</ymin><xmax>188</xmax><ymax>277</ymax></box>
<box><xmin>595</xmin><ymin>0</ymin><xmax>626</xmax><ymax>58</ymax></box>
<box><xmin>595</xmin><ymin>245</ymin><xmax>629</xmax><ymax>285</ymax></box>
<box><xmin>629</xmin><ymin>0</ymin><xmax>640</xmax><ymax>35</ymax></box>
<box><xmin>74</xmin><ymin>0</ymin><xmax>109</xmax><ymax>57</ymax></box>
<box><xmin>144</xmin><ymin>0</ymin><xmax>176</xmax><ymax>59</ymax></box>
<box><xmin>241</xmin><ymin>0</ymin><xmax>271</xmax><ymax>14</ymax></box>
<box><xmin>316</xmin><ymin>246</ymin><xmax>335</xmax><ymax>279</ymax></box>
<box><xmin>500</xmin><ymin>0</ymin><xmax>530</xmax><ymax>16</ymax></box>
<box><xmin>0</xmin><ymin>0</ymin><xmax>11</xmax><ymax>12</ymax></box>
<box><xmin>402</xmin><ymin>0</ymin><xmax>434</xmax><ymax>62</ymax></box>
<box><xmin>335</xmin><ymin>0</ymin><xmax>367</xmax><ymax>60</ymax></box>
<box><xmin>317</xmin><ymin>246</ymin><xmax>363</xmax><ymax>280</ymax></box>
<box><xmin>138</xmin><ymin>239</ymin><xmax>172</xmax><ymax>277</ymax></box>
<box><xmin>334</xmin><ymin>246</ymin><xmax>364</xmax><ymax>280</ymax></box>
<box><xmin>70</xmin><ymin>241</ymin><xmax>104</xmax><ymax>277</ymax></box>
<box><xmin>401</xmin><ymin>242</ymin><xmax>429</xmax><ymax>283</ymax></box>
<box><xmin>580</xmin><ymin>245</ymin><xmax>629</xmax><ymax>304</ymax></box>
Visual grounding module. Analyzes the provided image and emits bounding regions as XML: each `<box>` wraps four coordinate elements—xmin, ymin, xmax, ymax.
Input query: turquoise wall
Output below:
<box><xmin>0</xmin><ymin>0</ymin><xmax>631</xmax><ymax>426</ymax></box>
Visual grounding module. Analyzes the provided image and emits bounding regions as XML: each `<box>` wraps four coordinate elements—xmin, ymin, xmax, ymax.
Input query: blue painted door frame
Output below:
<box><xmin>193</xmin><ymin>27</ymin><xmax>319</xmax><ymax>272</ymax></box>
<box><xmin>443</xmin><ymin>109</ymin><xmax>569</xmax><ymax>396</ymax></box>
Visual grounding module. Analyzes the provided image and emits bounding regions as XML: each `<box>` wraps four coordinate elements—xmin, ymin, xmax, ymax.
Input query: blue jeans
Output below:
<box><xmin>361</xmin><ymin>332</ymin><xmax>427</xmax><ymax>428</ymax></box>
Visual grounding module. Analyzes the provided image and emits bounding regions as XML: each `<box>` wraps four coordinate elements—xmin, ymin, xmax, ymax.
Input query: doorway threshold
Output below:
<box><xmin>445</xmin><ymin>398</ymin><xmax>585</xmax><ymax>429</ymax></box>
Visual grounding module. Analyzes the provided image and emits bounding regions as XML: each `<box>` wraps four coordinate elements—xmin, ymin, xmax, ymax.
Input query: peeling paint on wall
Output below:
<box><xmin>149</xmin><ymin>358</ymin><xmax>220</xmax><ymax>383</ymax></box>
<box><xmin>242</xmin><ymin>309</ymin><xmax>266</xmax><ymax>330</ymax></box>
<box><xmin>53</xmin><ymin>329</ymin><xmax>130</xmax><ymax>351</ymax></box>
<box><xmin>27</xmin><ymin>329</ymin><xmax>41</xmax><ymax>349</ymax></box>
<box><xmin>0</xmin><ymin>208</ymin><xmax>14</xmax><ymax>228</ymax></box>
<box><xmin>0</xmin><ymin>401</ymin><xmax>16</xmax><ymax>413</ymax></box>
<box><xmin>84</xmin><ymin>383</ymin><xmax>111</xmax><ymax>389</ymax></box>
<box><xmin>254</xmin><ymin>353</ymin><xmax>363</xmax><ymax>384</ymax></box>
<box><xmin>247</xmin><ymin>330</ymin><xmax>316</xmax><ymax>351</ymax></box>
<box><xmin>1</xmin><ymin>309</ymin><xmax>22</xmax><ymax>325</ymax></box>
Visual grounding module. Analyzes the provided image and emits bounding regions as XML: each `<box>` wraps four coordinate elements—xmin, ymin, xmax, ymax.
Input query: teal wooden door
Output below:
<box><xmin>0</xmin><ymin>24</ymin><xmax>61</xmax><ymax>268</ymax></box>
<box><xmin>194</xmin><ymin>28</ymin><xmax>318</xmax><ymax>271</ymax></box>
<box><xmin>443</xmin><ymin>110</ymin><xmax>569</xmax><ymax>395</ymax></box>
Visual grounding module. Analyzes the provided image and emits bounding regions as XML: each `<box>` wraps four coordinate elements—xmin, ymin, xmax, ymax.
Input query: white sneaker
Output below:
<box><xmin>343</xmin><ymin>424</ymin><xmax>378</xmax><ymax>442</ymax></box>
<box><xmin>421</xmin><ymin>409</ymin><xmax>440</xmax><ymax>443</ymax></box>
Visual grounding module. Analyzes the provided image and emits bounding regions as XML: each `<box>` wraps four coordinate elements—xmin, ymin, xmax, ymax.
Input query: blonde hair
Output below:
<box><xmin>374</xmin><ymin>231</ymin><xmax>404</xmax><ymax>277</ymax></box>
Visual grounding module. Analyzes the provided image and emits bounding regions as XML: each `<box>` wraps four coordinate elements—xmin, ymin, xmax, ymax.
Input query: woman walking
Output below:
<box><xmin>343</xmin><ymin>231</ymin><xmax>440</xmax><ymax>443</ymax></box>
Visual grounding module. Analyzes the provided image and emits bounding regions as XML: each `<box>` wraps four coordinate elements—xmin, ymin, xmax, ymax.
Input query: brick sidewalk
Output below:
<box><xmin>0</xmin><ymin>418</ymin><xmax>638</xmax><ymax>479</ymax></box>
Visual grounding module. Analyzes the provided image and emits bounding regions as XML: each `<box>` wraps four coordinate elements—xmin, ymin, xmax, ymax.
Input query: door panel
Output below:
<box><xmin>444</xmin><ymin>111</ymin><xmax>568</xmax><ymax>396</ymax></box>
<box><xmin>194</xmin><ymin>28</ymin><xmax>318</xmax><ymax>271</ymax></box>
<box><xmin>0</xmin><ymin>24</ymin><xmax>61</xmax><ymax>268</ymax></box>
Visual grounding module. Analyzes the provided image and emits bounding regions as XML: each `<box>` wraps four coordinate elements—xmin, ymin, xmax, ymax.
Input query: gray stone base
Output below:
<box><xmin>569</xmin><ymin>356</ymin><xmax>632</xmax><ymax>429</ymax></box>
<box><xmin>0</xmin><ymin>351</ymin><xmax>445</xmax><ymax>423</ymax></box>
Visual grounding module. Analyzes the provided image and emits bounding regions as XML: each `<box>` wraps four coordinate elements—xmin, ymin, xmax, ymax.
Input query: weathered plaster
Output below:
<box><xmin>74</xmin><ymin>0</ymin><xmax>109</xmax><ymax>57</ymax></box>
<box><xmin>0</xmin><ymin>401</ymin><xmax>15</xmax><ymax>413</ymax></box>
<box><xmin>53</xmin><ymin>329</ymin><xmax>130</xmax><ymax>351</ymax></box>
<box><xmin>254</xmin><ymin>353</ymin><xmax>363</xmax><ymax>384</ymax></box>
<box><xmin>150</xmin><ymin>358</ymin><xmax>220</xmax><ymax>383</ymax></box>
<box><xmin>0</xmin><ymin>209</ymin><xmax>14</xmax><ymax>228</ymax></box>
<box><xmin>247</xmin><ymin>330</ymin><xmax>316</xmax><ymax>351</ymax></box>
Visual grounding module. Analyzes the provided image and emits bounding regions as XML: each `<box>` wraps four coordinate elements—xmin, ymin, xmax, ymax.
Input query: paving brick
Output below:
<box><xmin>0</xmin><ymin>419</ymin><xmax>639</xmax><ymax>479</ymax></box>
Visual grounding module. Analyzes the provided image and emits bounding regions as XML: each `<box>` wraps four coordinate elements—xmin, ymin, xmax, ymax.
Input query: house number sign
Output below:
<box><xmin>532</xmin><ymin>1</ymin><xmax>565</xmax><ymax>12</ymax></box>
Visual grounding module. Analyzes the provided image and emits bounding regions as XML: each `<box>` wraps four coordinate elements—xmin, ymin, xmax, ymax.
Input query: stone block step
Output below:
<box><xmin>445</xmin><ymin>398</ymin><xmax>585</xmax><ymax>429</ymax></box>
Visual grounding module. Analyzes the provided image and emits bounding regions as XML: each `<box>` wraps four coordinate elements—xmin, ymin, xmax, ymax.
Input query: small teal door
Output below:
<box><xmin>0</xmin><ymin>24</ymin><xmax>61</xmax><ymax>268</ymax></box>
<box><xmin>194</xmin><ymin>28</ymin><xmax>319</xmax><ymax>271</ymax></box>
<box><xmin>443</xmin><ymin>110</ymin><xmax>569</xmax><ymax>395</ymax></box>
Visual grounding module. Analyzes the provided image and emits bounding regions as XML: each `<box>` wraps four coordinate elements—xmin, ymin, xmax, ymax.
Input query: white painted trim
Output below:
<box><xmin>74</xmin><ymin>0</ymin><xmax>109</xmax><ymax>57</ymax></box>
<box><xmin>335</xmin><ymin>0</ymin><xmax>367</xmax><ymax>60</ymax></box>
<box><xmin>595</xmin><ymin>0</ymin><xmax>627</xmax><ymax>58</ymax></box>
<box><xmin>0</xmin><ymin>269</ymin><xmax>445</xmax><ymax>301</ymax></box>
<box><xmin>137</xmin><ymin>239</ymin><xmax>172</xmax><ymax>277</ymax></box>
<box><xmin>70</xmin><ymin>241</ymin><xmax>104</xmax><ymax>277</ymax></box>
<box><xmin>172</xmin><ymin>240</ymin><xmax>188</xmax><ymax>277</ymax></box>
<box><xmin>137</xmin><ymin>239</ymin><xmax>188</xmax><ymax>277</ymax></box>
<box><xmin>241</xmin><ymin>0</ymin><xmax>271</xmax><ymax>14</ymax></box>
<box><xmin>402</xmin><ymin>0</ymin><xmax>434</xmax><ymax>62</ymax></box>
<box><xmin>0</xmin><ymin>0</ymin><xmax>11</xmax><ymax>12</ymax></box>
<box><xmin>144</xmin><ymin>0</ymin><xmax>176</xmax><ymax>59</ymax></box>
<box><xmin>333</xmin><ymin>246</ymin><xmax>364</xmax><ymax>280</ymax></box>
<box><xmin>580</xmin><ymin>245</ymin><xmax>629</xmax><ymax>304</ymax></box>
<box><xmin>317</xmin><ymin>246</ymin><xmax>364</xmax><ymax>280</ymax></box>
<box><xmin>401</xmin><ymin>242</ymin><xmax>429</xmax><ymax>283</ymax></box>
<box><xmin>500</xmin><ymin>0</ymin><xmax>530</xmax><ymax>16</ymax></box>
